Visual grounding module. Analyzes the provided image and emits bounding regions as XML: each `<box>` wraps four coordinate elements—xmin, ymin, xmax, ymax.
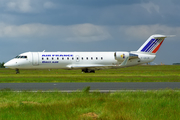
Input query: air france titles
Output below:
<box><xmin>42</xmin><ymin>54</ymin><xmax>73</xmax><ymax>63</ymax></box>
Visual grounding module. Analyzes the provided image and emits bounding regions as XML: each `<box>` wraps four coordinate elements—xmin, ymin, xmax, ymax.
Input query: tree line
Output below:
<box><xmin>0</xmin><ymin>62</ymin><xmax>5</xmax><ymax>68</ymax></box>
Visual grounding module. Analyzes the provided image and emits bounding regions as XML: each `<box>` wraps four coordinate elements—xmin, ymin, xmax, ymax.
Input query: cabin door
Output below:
<box><xmin>32</xmin><ymin>52</ymin><xmax>39</xmax><ymax>66</ymax></box>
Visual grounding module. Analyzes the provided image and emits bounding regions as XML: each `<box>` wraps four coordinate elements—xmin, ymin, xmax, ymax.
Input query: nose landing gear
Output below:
<box><xmin>16</xmin><ymin>69</ymin><xmax>20</xmax><ymax>74</ymax></box>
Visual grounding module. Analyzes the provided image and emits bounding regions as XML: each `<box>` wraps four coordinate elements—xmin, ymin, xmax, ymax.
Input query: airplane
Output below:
<box><xmin>4</xmin><ymin>34</ymin><xmax>169</xmax><ymax>74</ymax></box>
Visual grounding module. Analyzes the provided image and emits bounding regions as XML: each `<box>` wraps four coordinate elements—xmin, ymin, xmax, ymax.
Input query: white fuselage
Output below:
<box><xmin>4</xmin><ymin>51</ymin><xmax>156</xmax><ymax>70</ymax></box>
<box><xmin>4</xmin><ymin>34</ymin><xmax>169</xmax><ymax>73</ymax></box>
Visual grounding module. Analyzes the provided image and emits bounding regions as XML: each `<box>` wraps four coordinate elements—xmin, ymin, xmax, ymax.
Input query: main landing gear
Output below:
<box><xmin>16</xmin><ymin>69</ymin><xmax>20</xmax><ymax>74</ymax></box>
<box><xmin>82</xmin><ymin>69</ymin><xmax>95</xmax><ymax>73</ymax></box>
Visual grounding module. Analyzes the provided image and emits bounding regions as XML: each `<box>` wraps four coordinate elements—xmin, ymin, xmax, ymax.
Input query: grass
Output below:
<box><xmin>0</xmin><ymin>66</ymin><xmax>179</xmax><ymax>119</ymax></box>
<box><xmin>0</xmin><ymin>65</ymin><xmax>180</xmax><ymax>82</ymax></box>
<box><xmin>0</xmin><ymin>89</ymin><xmax>179</xmax><ymax>120</ymax></box>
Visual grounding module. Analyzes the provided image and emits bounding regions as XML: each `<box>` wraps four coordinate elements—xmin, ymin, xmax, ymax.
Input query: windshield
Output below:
<box><xmin>15</xmin><ymin>55</ymin><xmax>27</xmax><ymax>59</ymax></box>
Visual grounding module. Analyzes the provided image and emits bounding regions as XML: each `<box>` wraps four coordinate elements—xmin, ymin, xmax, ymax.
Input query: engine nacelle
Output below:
<box><xmin>114</xmin><ymin>52</ymin><xmax>129</xmax><ymax>61</ymax></box>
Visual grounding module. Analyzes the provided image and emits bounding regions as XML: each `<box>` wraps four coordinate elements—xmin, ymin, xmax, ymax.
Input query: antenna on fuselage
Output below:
<box><xmin>43</xmin><ymin>50</ymin><xmax>45</xmax><ymax>52</ymax></box>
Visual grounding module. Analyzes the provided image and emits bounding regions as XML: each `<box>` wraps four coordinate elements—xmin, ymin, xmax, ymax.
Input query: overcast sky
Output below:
<box><xmin>0</xmin><ymin>0</ymin><xmax>180</xmax><ymax>64</ymax></box>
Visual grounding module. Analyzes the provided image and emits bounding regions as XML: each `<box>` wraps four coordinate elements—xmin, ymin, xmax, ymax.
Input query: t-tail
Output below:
<box><xmin>137</xmin><ymin>34</ymin><xmax>167</xmax><ymax>54</ymax></box>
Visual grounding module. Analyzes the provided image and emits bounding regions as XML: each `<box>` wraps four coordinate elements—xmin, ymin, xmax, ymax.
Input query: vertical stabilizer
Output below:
<box><xmin>137</xmin><ymin>34</ymin><xmax>167</xmax><ymax>54</ymax></box>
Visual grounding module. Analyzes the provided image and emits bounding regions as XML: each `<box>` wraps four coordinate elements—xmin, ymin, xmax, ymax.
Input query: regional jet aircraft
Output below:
<box><xmin>4</xmin><ymin>34</ymin><xmax>169</xmax><ymax>73</ymax></box>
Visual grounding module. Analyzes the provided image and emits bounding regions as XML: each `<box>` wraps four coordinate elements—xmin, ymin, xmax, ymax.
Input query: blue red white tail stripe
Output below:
<box><xmin>146</xmin><ymin>39</ymin><xmax>158</xmax><ymax>52</ymax></box>
<box><xmin>141</xmin><ymin>38</ymin><xmax>164</xmax><ymax>53</ymax></box>
<box><xmin>137</xmin><ymin>35</ymin><xmax>167</xmax><ymax>54</ymax></box>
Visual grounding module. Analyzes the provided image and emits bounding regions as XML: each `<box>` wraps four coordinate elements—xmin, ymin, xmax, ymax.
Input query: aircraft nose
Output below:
<box><xmin>4</xmin><ymin>63</ymin><xmax>7</xmax><ymax>67</ymax></box>
<box><xmin>4</xmin><ymin>60</ymin><xmax>17</xmax><ymax>68</ymax></box>
<box><xmin>4</xmin><ymin>61</ymin><xmax>12</xmax><ymax>67</ymax></box>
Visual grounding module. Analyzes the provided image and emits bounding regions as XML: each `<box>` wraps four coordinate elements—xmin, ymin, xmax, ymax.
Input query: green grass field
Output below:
<box><xmin>0</xmin><ymin>65</ymin><xmax>180</xmax><ymax>119</ymax></box>
<box><xmin>0</xmin><ymin>89</ymin><xmax>179</xmax><ymax>120</ymax></box>
<box><xmin>0</xmin><ymin>65</ymin><xmax>180</xmax><ymax>82</ymax></box>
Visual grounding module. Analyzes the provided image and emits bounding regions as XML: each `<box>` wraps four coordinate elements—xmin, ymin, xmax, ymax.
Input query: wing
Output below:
<box><xmin>66</xmin><ymin>56</ymin><xmax>130</xmax><ymax>70</ymax></box>
<box><xmin>66</xmin><ymin>64</ymin><xmax>115</xmax><ymax>70</ymax></box>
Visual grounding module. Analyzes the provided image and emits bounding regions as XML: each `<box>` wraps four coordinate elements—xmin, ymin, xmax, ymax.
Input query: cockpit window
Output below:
<box><xmin>15</xmin><ymin>56</ymin><xmax>27</xmax><ymax>59</ymax></box>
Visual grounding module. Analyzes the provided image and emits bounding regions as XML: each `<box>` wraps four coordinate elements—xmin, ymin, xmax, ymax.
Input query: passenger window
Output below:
<box><xmin>82</xmin><ymin>57</ymin><xmax>83</xmax><ymax>60</ymax></box>
<box><xmin>47</xmin><ymin>58</ymin><xmax>48</xmax><ymax>60</ymax></box>
<box><xmin>42</xmin><ymin>58</ymin><xmax>44</xmax><ymax>60</ymax></box>
<box><xmin>72</xmin><ymin>57</ymin><xmax>74</xmax><ymax>60</ymax></box>
<box><xmin>96</xmin><ymin>57</ymin><xmax>98</xmax><ymax>60</ymax></box>
<box><xmin>101</xmin><ymin>57</ymin><xmax>103</xmax><ymax>60</ymax></box>
<box><xmin>52</xmin><ymin>58</ymin><xmax>54</xmax><ymax>60</ymax></box>
<box><xmin>57</xmin><ymin>58</ymin><xmax>59</xmax><ymax>60</ymax></box>
<box><xmin>62</xmin><ymin>57</ymin><xmax>64</xmax><ymax>60</ymax></box>
<box><xmin>86</xmin><ymin>57</ymin><xmax>88</xmax><ymax>60</ymax></box>
<box><xmin>67</xmin><ymin>57</ymin><xmax>69</xmax><ymax>60</ymax></box>
<box><xmin>91</xmin><ymin>57</ymin><xmax>93</xmax><ymax>60</ymax></box>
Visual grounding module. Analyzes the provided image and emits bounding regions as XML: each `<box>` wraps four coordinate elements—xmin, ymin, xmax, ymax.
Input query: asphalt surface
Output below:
<box><xmin>0</xmin><ymin>82</ymin><xmax>179</xmax><ymax>92</ymax></box>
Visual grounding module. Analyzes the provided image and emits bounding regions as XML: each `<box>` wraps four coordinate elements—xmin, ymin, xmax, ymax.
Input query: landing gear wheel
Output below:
<box><xmin>82</xmin><ymin>69</ymin><xmax>95</xmax><ymax>73</ymax></box>
<box><xmin>90</xmin><ymin>70</ymin><xmax>95</xmax><ymax>73</ymax></box>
